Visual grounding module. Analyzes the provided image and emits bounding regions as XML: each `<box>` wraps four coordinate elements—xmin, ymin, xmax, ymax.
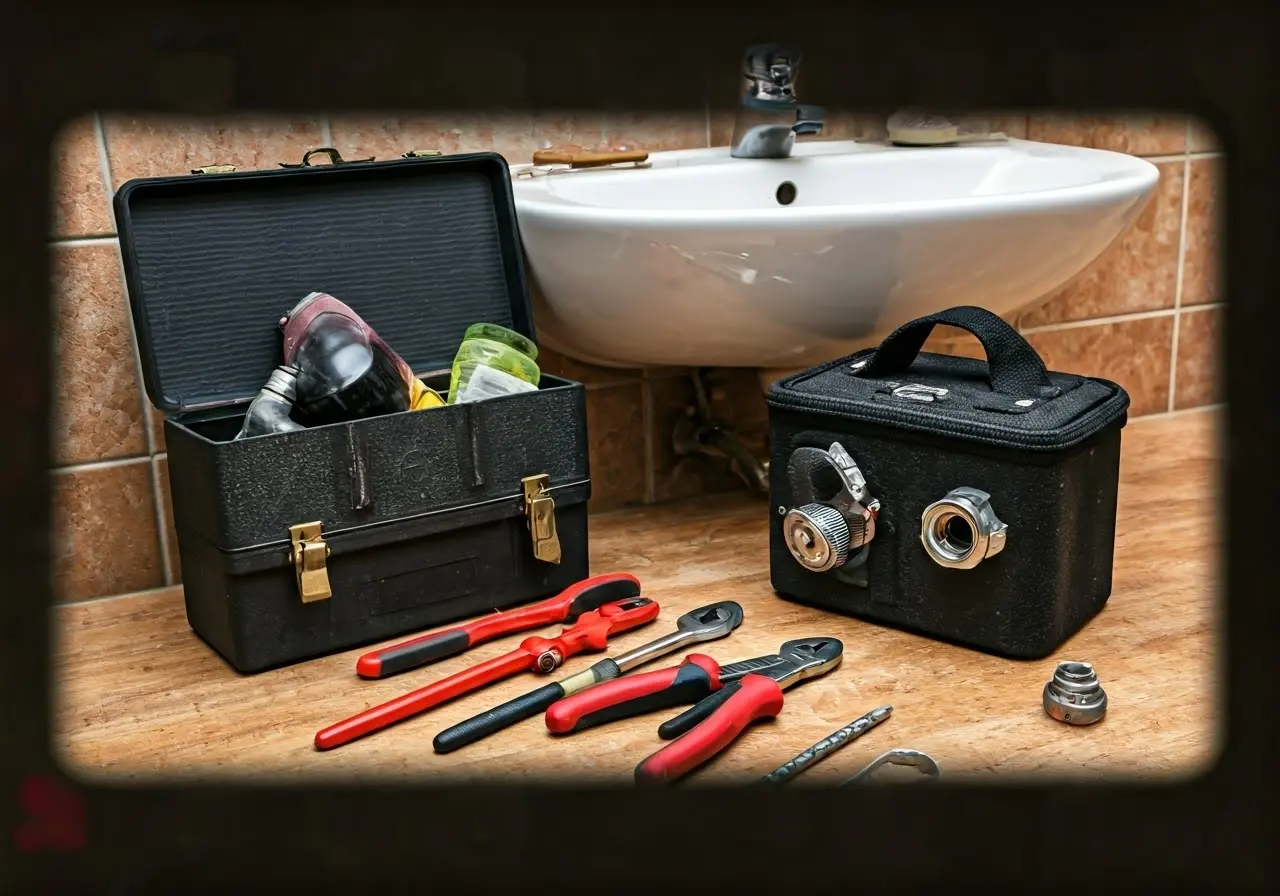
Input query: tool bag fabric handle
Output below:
<box><xmin>854</xmin><ymin>305</ymin><xmax>1058</xmax><ymax>397</ymax></box>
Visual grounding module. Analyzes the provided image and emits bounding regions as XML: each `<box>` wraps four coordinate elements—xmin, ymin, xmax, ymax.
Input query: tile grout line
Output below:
<box><xmin>641</xmin><ymin>380</ymin><xmax>656</xmax><ymax>504</ymax></box>
<box><xmin>96</xmin><ymin>111</ymin><xmax>173</xmax><ymax>586</ymax></box>
<box><xmin>150</xmin><ymin>456</ymin><xmax>175</xmax><ymax>587</ymax></box>
<box><xmin>50</xmin><ymin>235</ymin><xmax>118</xmax><ymax>247</ymax></box>
<box><xmin>1132</xmin><ymin>402</ymin><xmax>1223</xmax><ymax>422</ymax></box>
<box><xmin>1019</xmin><ymin>305</ymin><xmax>1216</xmax><ymax>335</ymax></box>
<box><xmin>1142</xmin><ymin>150</ymin><xmax>1221</xmax><ymax>164</ymax></box>
<box><xmin>704</xmin><ymin>96</ymin><xmax>712</xmax><ymax>148</ymax></box>
<box><xmin>57</xmin><ymin>583</ymin><xmax>181</xmax><ymax>609</ymax></box>
<box><xmin>1166</xmin><ymin>121</ymin><xmax>1194</xmax><ymax>413</ymax></box>
<box><xmin>50</xmin><ymin>455</ymin><xmax>151</xmax><ymax>475</ymax></box>
<box><xmin>318</xmin><ymin>113</ymin><xmax>333</xmax><ymax>148</ymax></box>
<box><xmin>91</xmin><ymin>113</ymin><xmax>118</xmax><ymax>236</ymax></box>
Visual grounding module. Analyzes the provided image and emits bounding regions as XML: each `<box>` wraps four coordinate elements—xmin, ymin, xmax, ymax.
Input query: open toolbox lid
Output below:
<box><xmin>114</xmin><ymin>149</ymin><xmax>535</xmax><ymax>413</ymax></box>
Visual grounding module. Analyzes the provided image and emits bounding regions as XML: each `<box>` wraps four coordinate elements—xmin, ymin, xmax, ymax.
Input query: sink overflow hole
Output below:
<box><xmin>776</xmin><ymin>181</ymin><xmax>798</xmax><ymax>205</ymax></box>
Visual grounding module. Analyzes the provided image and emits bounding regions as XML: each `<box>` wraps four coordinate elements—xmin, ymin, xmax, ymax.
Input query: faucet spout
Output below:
<box><xmin>729</xmin><ymin>44</ymin><xmax>825</xmax><ymax>159</ymax></box>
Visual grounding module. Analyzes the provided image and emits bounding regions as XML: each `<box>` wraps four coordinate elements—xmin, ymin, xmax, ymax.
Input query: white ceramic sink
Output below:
<box><xmin>511</xmin><ymin>138</ymin><xmax>1159</xmax><ymax>373</ymax></box>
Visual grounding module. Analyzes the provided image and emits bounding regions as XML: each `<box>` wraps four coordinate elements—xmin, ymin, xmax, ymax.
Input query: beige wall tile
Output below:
<box><xmin>151</xmin><ymin>410</ymin><xmax>166</xmax><ymax>452</ymax></box>
<box><xmin>328</xmin><ymin>112</ymin><xmax>607</xmax><ymax>167</ymax></box>
<box><xmin>155</xmin><ymin>456</ymin><xmax>181</xmax><ymax>585</ymax></box>
<box><xmin>101</xmin><ymin>115</ymin><xmax>325</xmax><ymax>185</ymax></box>
<box><xmin>1174</xmin><ymin>307</ymin><xmax>1222</xmax><ymax>410</ymax></box>
<box><xmin>1181</xmin><ymin>157</ymin><xmax>1222</xmax><ymax>307</ymax></box>
<box><xmin>602</xmin><ymin>112</ymin><xmax>708</xmax><ymax>151</ymax></box>
<box><xmin>52</xmin><ymin>243</ymin><xmax>147</xmax><ymax>466</ymax></box>
<box><xmin>52</xmin><ymin>461</ymin><xmax>163</xmax><ymax>602</ymax></box>
<box><xmin>1188</xmin><ymin>116</ymin><xmax>1220</xmax><ymax>153</ymax></box>
<box><xmin>1024</xmin><ymin>316</ymin><xmax>1174</xmax><ymax>416</ymax></box>
<box><xmin>51</xmin><ymin>116</ymin><xmax>112</xmax><ymax>238</ymax></box>
<box><xmin>1026</xmin><ymin>113</ymin><xmax>1186</xmax><ymax>156</ymax></box>
<box><xmin>922</xmin><ymin>331</ymin><xmax>988</xmax><ymax>360</ymax></box>
<box><xmin>586</xmin><ymin>385</ymin><xmax>648</xmax><ymax>510</ymax></box>
<box><xmin>1022</xmin><ymin>161</ymin><xmax>1184</xmax><ymax>327</ymax></box>
<box><xmin>954</xmin><ymin>113</ymin><xmax>1029</xmax><ymax>140</ymax></box>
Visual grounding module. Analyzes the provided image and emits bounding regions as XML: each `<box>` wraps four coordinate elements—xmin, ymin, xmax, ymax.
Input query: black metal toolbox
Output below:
<box><xmin>766</xmin><ymin>306</ymin><xmax>1131</xmax><ymax>659</ymax></box>
<box><xmin>115</xmin><ymin>149</ymin><xmax>591</xmax><ymax>673</ymax></box>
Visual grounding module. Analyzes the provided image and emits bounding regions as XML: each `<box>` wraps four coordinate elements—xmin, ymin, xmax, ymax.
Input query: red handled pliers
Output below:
<box><xmin>354</xmin><ymin>572</ymin><xmax>642</xmax><ymax>679</ymax></box>
<box><xmin>314</xmin><ymin>596</ymin><xmax>660</xmax><ymax>750</ymax></box>
<box><xmin>543</xmin><ymin>637</ymin><xmax>843</xmax><ymax>785</ymax></box>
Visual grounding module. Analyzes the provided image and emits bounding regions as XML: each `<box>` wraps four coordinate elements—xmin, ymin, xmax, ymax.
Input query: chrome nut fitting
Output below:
<box><xmin>920</xmin><ymin>487</ymin><xmax>1007</xmax><ymax>570</ymax></box>
<box><xmin>1042</xmin><ymin>661</ymin><xmax>1108</xmax><ymax>726</ymax></box>
<box><xmin>782</xmin><ymin>442</ymin><xmax>877</xmax><ymax>573</ymax></box>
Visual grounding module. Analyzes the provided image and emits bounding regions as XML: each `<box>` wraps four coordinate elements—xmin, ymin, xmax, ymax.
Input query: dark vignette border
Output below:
<box><xmin>2</xmin><ymin>3</ymin><xmax>1275</xmax><ymax>892</ymax></box>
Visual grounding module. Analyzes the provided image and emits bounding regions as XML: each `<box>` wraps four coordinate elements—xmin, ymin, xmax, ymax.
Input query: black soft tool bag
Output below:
<box><xmin>115</xmin><ymin>148</ymin><xmax>590</xmax><ymax>673</ymax></box>
<box><xmin>766</xmin><ymin>305</ymin><xmax>1131</xmax><ymax>659</ymax></box>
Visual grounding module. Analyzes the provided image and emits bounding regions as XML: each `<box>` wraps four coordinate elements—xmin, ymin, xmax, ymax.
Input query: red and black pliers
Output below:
<box><xmin>543</xmin><ymin>637</ymin><xmax>844</xmax><ymax>785</ymax></box>
<box><xmin>354</xmin><ymin>572</ymin><xmax>642</xmax><ymax>679</ymax></box>
<box><xmin>314</xmin><ymin>595</ymin><xmax>660</xmax><ymax>750</ymax></box>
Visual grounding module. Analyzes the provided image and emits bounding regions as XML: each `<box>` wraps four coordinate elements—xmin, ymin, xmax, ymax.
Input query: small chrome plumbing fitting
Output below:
<box><xmin>920</xmin><ymin>486</ymin><xmax>1007</xmax><ymax>570</ymax></box>
<box><xmin>1042</xmin><ymin>661</ymin><xmax>1108</xmax><ymax>726</ymax></box>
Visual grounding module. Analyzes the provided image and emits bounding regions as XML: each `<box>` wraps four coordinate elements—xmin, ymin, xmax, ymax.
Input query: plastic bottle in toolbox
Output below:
<box><xmin>448</xmin><ymin>323</ymin><xmax>542</xmax><ymax>405</ymax></box>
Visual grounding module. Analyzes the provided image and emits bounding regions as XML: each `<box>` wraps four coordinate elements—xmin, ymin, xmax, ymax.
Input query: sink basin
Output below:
<box><xmin>511</xmin><ymin>138</ymin><xmax>1159</xmax><ymax>372</ymax></box>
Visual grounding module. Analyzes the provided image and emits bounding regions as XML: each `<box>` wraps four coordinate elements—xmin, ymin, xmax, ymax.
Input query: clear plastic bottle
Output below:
<box><xmin>447</xmin><ymin>323</ymin><xmax>541</xmax><ymax>405</ymax></box>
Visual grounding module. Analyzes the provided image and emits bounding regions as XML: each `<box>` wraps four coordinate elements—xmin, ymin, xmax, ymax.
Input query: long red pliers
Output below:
<box><xmin>543</xmin><ymin>637</ymin><xmax>844</xmax><ymax>785</ymax></box>
<box><xmin>314</xmin><ymin>596</ymin><xmax>660</xmax><ymax>750</ymax></box>
<box><xmin>354</xmin><ymin>572</ymin><xmax>642</xmax><ymax>679</ymax></box>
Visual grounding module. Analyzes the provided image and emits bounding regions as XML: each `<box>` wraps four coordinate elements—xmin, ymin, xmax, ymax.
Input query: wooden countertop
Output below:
<box><xmin>55</xmin><ymin>408</ymin><xmax>1221</xmax><ymax>785</ymax></box>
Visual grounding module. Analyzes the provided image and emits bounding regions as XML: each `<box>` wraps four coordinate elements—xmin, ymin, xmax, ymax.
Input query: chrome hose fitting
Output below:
<box><xmin>920</xmin><ymin>487</ymin><xmax>1007</xmax><ymax>569</ymax></box>
<box><xmin>783</xmin><ymin>504</ymin><xmax>860</xmax><ymax>572</ymax></box>
<box><xmin>782</xmin><ymin>442</ymin><xmax>878</xmax><ymax>573</ymax></box>
<box><xmin>1042</xmin><ymin>661</ymin><xmax>1108</xmax><ymax>725</ymax></box>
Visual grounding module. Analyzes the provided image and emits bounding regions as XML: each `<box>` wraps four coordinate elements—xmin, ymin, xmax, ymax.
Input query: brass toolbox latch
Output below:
<box><xmin>190</xmin><ymin>164</ymin><xmax>238</xmax><ymax>175</ymax></box>
<box><xmin>289</xmin><ymin>521</ymin><xmax>332</xmax><ymax>603</ymax></box>
<box><xmin>521</xmin><ymin>474</ymin><xmax>562</xmax><ymax>565</ymax></box>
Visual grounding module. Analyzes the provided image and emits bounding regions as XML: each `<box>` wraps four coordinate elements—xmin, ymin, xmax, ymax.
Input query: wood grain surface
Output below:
<box><xmin>53</xmin><ymin>408</ymin><xmax>1222</xmax><ymax>786</ymax></box>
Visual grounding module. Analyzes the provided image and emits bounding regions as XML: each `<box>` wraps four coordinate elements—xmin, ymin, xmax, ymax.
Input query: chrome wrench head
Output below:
<box><xmin>655</xmin><ymin>636</ymin><xmax>845</xmax><ymax>741</ymax></box>
<box><xmin>773</xmin><ymin>636</ymin><xmax>844</xmax><ymax>688</ymax></box>
<box><xmin>842</xmin><ymin>749</ymin><xmax>941</xmax><ymax>785</ymax></box>
<box><xmin>611</xmin><ymin>601</ymin><xmax>744</xmax><ymax>671</ymax></box>
<box><xmin>675</xmin><ymin>601</ymin><xmax>745</xmax><ymax>643</ymax></box>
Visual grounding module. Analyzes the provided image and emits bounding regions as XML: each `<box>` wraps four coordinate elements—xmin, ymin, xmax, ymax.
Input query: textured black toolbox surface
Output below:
<box><xmin>116</xmin><ymin>152</ymin><xmax>591</xmax><ymax>672</ymax></box>
<box><xmin>767</xmin><ymin>306</ymin><xmax>1130</xmax><ymax>658</ymax></box>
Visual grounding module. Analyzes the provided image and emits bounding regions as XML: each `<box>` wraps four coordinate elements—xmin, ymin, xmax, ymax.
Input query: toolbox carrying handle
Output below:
<box><xmin>853</xmin><ymin>305</ymin><xmax>1059</xmax><ymax>398</ymax></box>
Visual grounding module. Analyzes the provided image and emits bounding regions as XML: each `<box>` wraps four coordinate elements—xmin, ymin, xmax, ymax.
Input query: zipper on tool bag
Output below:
<box><xmin>767</xmin><ymin>356</ymin><xmax>1129</xmax><ymax>451</ymax></box>
<box><xmin>769</xmin><ymin>388</ymin><xmax>1128</xmax><ymax>451</ymax></box>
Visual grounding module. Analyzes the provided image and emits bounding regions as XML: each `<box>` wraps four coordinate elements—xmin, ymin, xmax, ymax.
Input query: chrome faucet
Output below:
<box><xmin>729</xmin><ymin>44</ymin><xmax>825</xmax><ymax>159</ymax></box>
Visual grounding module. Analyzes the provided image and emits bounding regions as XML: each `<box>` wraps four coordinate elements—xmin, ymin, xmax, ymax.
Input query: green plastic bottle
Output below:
<box><xmin>447</xmin><ymin>323</ymin><xmax>542</xmax><ymax>405</ymax></box>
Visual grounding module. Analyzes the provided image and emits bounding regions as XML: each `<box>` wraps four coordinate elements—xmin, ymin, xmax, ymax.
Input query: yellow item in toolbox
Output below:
<box><xmin>409</xmin><ymin>377</ymin><xmax>446</xmax><ymax>410</ymax></box>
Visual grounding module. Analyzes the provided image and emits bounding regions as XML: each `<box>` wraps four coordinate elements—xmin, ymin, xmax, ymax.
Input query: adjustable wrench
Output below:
<box><xmin>432</xmin><ymin>601</ymin><xmax>745</xmax><ymax>753</ymax></box>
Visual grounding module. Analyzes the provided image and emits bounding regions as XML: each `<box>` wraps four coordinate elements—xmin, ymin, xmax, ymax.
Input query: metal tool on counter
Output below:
<box><xmin>354</xmin><ymin>573</ymin><xmax>642</xmax><ymax>679</ymax></box>
<box><xmin>781</xmin><ymin>442</ymin><xmax>879</xmax><ymax>581</ymax></box>
<box><xmin>841</xmin><ymin>749</ymin><xmax>941</xmax><ymax>785</ymax></box>
<box><xmin>757</xmin><ymin>705</ymin><xmax>894</xmax><ymax>785</ymax></box>
<box><xmin>1042</xmin><ymin>660</ymin><xmax>1108</xmax><ymax>725</ymax></box>
<box><xmin>314</xmin><ymin>597</ymin><xmax>659</xmax><ymax>750</ymax></box>
<box><xmin>634</xmin><ymin>637</ymin><xmax>843</xmax><ymax>785</ymax></box>
<box><xmin>545</xmin><ymin>637</ymin><xmax>827</xmax><ymax>735</ymax></box>
<box><xmin>433</xmin><ymin>601</ymin><xmax>744</xmax><ymax>753</ymax></box>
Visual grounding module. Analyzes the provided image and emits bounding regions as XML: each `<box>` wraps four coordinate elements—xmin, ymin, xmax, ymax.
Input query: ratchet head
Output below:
<box><xmin>674</xmin><ymin>601</ymin><xmax>744</xmax><ymax>643</ymax></box>
<box><xmin>772</xmin><ymin>637</ymin><xmax>844</xmax><ymax>688</ymax></box>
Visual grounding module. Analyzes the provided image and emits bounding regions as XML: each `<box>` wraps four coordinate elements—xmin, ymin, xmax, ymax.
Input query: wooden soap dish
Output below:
<box><xmin>531</xmin><ymin>148</ymin><xmax>651</xmax><ymax>168</ymax></box>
